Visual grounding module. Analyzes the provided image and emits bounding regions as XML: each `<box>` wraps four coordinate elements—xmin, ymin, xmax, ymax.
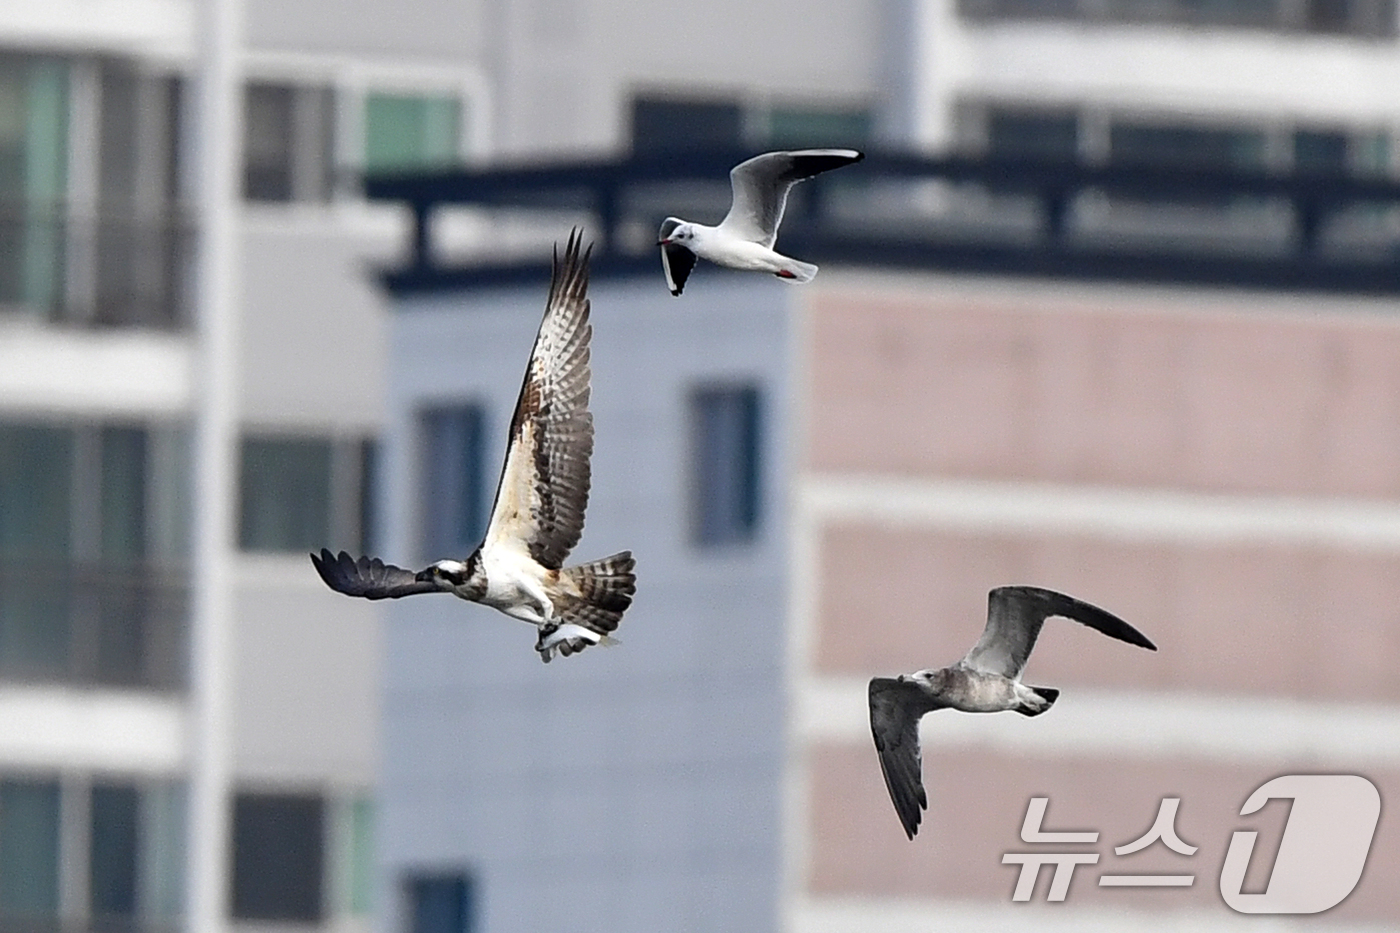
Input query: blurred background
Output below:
<box><xmin>1</xmin><ymin>1</ymin><xmax>1399</xmax><ymax>932</ymax></box>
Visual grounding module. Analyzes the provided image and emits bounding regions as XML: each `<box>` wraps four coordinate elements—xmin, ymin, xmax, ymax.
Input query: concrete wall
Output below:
<box><xmin>379</xmin><ymin>268</ymin><xmax>792</xmax><ymax>933</ymax></box>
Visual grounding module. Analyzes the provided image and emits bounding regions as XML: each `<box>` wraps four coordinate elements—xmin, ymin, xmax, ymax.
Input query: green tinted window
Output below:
<box><xmin>365</xmin><ymin>93</ymin><xmax>461</xmax><ymax>172</ymax></box>
<box><xmin>766</xmin><ymin>106</ymin><xmax>871</xmax><ymax>149</ymax></box>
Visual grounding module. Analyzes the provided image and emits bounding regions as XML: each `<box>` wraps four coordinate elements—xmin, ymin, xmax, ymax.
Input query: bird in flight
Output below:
<box><xmin>868</xmin><ymin>586</ymin><xmax>1156</xmax><ymax>839</ymax></box>
<box><xmin>657</xmin><ymin>148</ymin><xmax>864</xmax><ymax>296</ymax></box>
<box><xmin>312</xmin><ymin>229</ymin><xmax>635</xmax><ymax>662</ymax></box>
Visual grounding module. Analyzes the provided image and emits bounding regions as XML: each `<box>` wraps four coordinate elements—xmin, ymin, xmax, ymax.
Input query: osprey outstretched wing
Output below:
<box><xmin>481</xmin><ymin>228</ymin><xmax>595</xmax><ymax>571</ymax></box>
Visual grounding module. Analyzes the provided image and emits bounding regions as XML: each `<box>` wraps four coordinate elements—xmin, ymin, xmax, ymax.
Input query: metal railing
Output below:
<box><xmin>957</xmin><ymin>0</ymin><xmax>1396</xmax><ymax>36</ymax></box>
<box><xmin>365</xmin><ymin>148</ymin><xmax>1400</xmax><ymax>295</ymax></box>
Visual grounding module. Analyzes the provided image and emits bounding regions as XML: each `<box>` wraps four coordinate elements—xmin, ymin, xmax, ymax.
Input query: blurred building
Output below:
<box><xmin>366</xmin><ymin>1</ymin><xmax>1400</xmax><ymax>927</ymax></box>
<box><xmin>6</xmin><ymin>1</ymin><xmax>1400</xmax><ymax>933</ymax></box>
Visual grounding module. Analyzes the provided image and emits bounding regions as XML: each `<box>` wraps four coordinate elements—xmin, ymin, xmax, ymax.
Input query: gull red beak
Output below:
<box><xmin>657</xmin><ymin>237</ymin><xmax>672</xmax><ymax>246</ymax></box>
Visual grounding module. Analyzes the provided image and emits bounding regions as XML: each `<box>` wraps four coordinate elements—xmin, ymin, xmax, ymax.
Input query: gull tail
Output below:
<box><xmin>775</xmin><ymin>258</ymin><xmax>818</xmax><ymax>284</ymax></box>
<box><xmin>1015</xmin><ymin>686</ymin><xmax>1060</xmax><ymax>717</ymax></box>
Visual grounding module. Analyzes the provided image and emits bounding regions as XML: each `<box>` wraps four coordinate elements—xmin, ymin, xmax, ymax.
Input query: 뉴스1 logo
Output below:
<box><xmin>1001</xmin><ymin>773</ymin><xmax>1381</xmax><ymax>914</ymax></box>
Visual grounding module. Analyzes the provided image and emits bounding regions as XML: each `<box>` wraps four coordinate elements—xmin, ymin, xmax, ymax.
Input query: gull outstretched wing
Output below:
<box><xmin>869</xmin><ymin>676</ymin><xmax>931</xmax><ymax>840</ymax></box>
<box><xmin>962</xmin><ymin>586</ymin><xmax>1156</xmax><ymax>679</ymax></box>
<box><xmin>718</xmin><ymin>149</ymin><xmax>864</xmax><ymax>247</ymax></box>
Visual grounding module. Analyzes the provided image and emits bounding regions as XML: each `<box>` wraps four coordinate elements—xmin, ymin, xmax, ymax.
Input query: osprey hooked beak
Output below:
<box><xmin>413</xmin><ymin>567</ymin><xmax>437</xmax><ymax>583</ymax></box>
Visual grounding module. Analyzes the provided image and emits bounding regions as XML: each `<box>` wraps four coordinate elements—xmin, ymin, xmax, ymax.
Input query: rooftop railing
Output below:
<box><xmin>366</xmin><ymin>148</ymin><xmax>1400</xmax><ymax>296</ymax></box>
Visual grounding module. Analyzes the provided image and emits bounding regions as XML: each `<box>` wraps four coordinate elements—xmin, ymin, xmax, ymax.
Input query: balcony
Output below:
<box><xmin>0</xmin><ymin>205</ymin><xmax>193</xmax><ymax>331</ymax></box>
<box><xmin>0</xmin><ymin>560</ymin><xmax>187</xmax><ymax>691</ymax></box>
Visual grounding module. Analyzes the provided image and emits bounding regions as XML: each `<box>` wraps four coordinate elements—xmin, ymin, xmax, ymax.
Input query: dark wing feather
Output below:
<box><xmin>659</xmin><ymin>217</ymin><xmax>696</xmax><ymax>296</ymax></box>
<box><xmin>962</xmin><ymin>586</ymin><xmax>1156</xmax><ymax>679</ymax></box>
<box><xmin>310</xmin><ymin>549</ymin><xmax>438</xmax><ymax>600</ymax></box>
<box><xmin>718</xmin><ymin>149</ymin><xmax>864</xmax><ymax>247</ymax></box>
<box><xmin>481</xmin><ymin>228</ymin><xmax>594</xmax><ymax>570</ymax></box>
<box><xmin>869</xmin><ymin>677</ymin><xmax>931</xmax><ymax>840</ymax></box>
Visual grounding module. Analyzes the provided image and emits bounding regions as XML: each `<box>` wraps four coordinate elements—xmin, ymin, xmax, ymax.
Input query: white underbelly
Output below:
<box><xmin>477</xmin><ymin>548</ymin><xmax>550</xmax><ymax>623</ymax></box>
<box><xmin>698</xmin><ymin>238</ymin><xmax>784</xmax><ymax>272</ymax></box>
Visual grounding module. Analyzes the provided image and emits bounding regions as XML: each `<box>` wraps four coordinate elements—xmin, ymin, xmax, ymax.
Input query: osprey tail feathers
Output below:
<box><xmin>536</xmin><ymin>551</ymin><xmax>637</xmax><ymax>662</ymax></box>
<box><xmin>564</xmin><ymin>550</ymin><xmax>636</xmax><ymax>621</ymax></box>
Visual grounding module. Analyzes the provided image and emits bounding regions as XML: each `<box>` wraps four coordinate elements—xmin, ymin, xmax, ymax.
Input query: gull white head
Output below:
<box><xmin>657</xmin><ymin>221</ymin><xmax>698</xmax><ymax>247</ymax></box>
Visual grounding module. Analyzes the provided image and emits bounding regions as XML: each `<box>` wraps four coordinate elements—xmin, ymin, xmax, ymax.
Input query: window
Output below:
<box><xmin>764</xmin><ymin>105</ymin><xmax>873</xmax><ymax>150</ymax></box>
<box><xmin>232</xmin><ymin>792</ymin><xmax>324</xmax><ymax>922</ymax></box>
<box><xmin>0</xmin><ymin>424</ymin><xmax>75</xmax><ymax>677</ymax></box>
<box><xmin>239</xmin><ymin>436</ymin><xmax>331</xmax><ymax>552</ymax></box>
<box><xmin>632</xmin><ymin>96</ymin><xmax>744</xmax><ymax>155</ymax></box>
<box><xmin>90</xmin><ymin>784</ymin><xmax>139</xmax><ymax>921</ymax></box>
<box><xmin>0</xmin><ymin>779</ymin><xmax>60</xmax><ymax>923</ymax></box>
<box><xmin>405</xmin><ymin>872</ymin><xmax>473</xmax><ymax>933</ymax></box>
<box><xmin>1294</xmin><ymin>130</ymin><xmax>1349</xmax><ymax>174</ymax></box>
<box><xmin>94</xmin><ymin>62</ymin><xmax>186</xmax><ymax>328</ymax></box>
<box><xmin>987</xmin><ymin>108</ymin><xmax>1079</xmax><ymax>161</ymax></box>
<box><xmin>0</xmin><ymin>54</ymin><xmax>68</xmax><ymax>317</ymax></box>
<box><xmin>365</xmin><ymin>92</ymin><xmax>462</xmax><ymax>174</ymax></box>
<box><xmin>419</xmin><ymin>406</ymin><xmax>488</xmax><ymax>558</ymax></box>
<box><xmin>346</xmin><ymin>798</ymin><xmax>374</xmax><ymax>915</ymax></box>
<box><xmin>690</xmin><ymin>385</ymin><xmax>762</xmax><ymax>546</ymax></box>
<box><xmin>238</xmin><ymin>434</ymin><xmax>373</xmax><ymax>554</ymax></box>
<box><xmin>1110</xmin><ymin>122</ymin><xmax>1267</xmax><ymax>170</ymax></box>
<box><xmin>0</xmin><ymin>421</ymin><xmax>188</xmax><ymax>687</ymax></box>
<box><xmin>243</xmin><ymin>81</ymin><xmax>335</xmax><ymax>202</ymax></box>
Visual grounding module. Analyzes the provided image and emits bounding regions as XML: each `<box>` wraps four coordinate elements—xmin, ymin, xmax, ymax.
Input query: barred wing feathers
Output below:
<box><xmin>482</xmin><ymin>229</ymin><xmax>595</xmax><ymax>570</ymax></box>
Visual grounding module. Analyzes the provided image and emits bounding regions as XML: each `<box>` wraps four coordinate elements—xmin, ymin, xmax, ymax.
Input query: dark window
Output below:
<box><xmin>94</xmin><ymin>63</ymin><xmax>187</xmax><ymax>329</ymax></box>
<box><xmin>764</xmin><ymin>106</ymin><xmax>873</xmax><ymax>149</ymax></box>
<box><xmin>1306</xmin><ymin>0</ymin><xmax>1353</xmax><ymax>31</ymax></box>
<box><xmin>90</xmin><ymin>784</ymin><xmax>139</xmax><ymax>920</ymax></box>
<box><xmin>231</xmin><ymin>792</ymin><xmax>324</xmax><ymax>922</ymax></box>
<box><xmin>0</xmin><ymin>425</ymin><xmax>74</xmax><ymax>678</ymax></box>
<box><xmin>1110</xmin><ymin>122</ymin><xmax>1266</xmax><ymax>170</ymax></box>
<box><xmin>1294</xmin><ymin>130</ymin><xmax>1349</xmax><ymax>175</ymax></box>
<box><xmin>0</xmin><ymin>421</ymin><xmax>186</xmax><ymax>688</ymax></box>
<box><xmin>987</xmin><ymin>108</ymin><xmax>1079</xmax><ymax>161</ymax></box>
<box><xmin>632</xmin><ymin>96</ymin><xmax>743</xmax><ymax>155</ymax></box>
<box><xmin>243</xmin><ymin>83</ymin><xmax>295</xmax><ymax>201</ymax></box>
<box><xmin>0</xmin><ymin>779</ymin><xmax>60</xmax><ymax>922</ymax></box>
<box><xmin>239</xmin><ymin>436</ymin><xmax>332</xmax><ymax>552</ymax></box>
<box><xmin>243</xmin><ymin>82</ymin><xmax>335</xmax><ymax>203</ymax></box>
<box><xmin>406</xmin><ymin>873</ymin><xmax>473</xmax><ymax>933</ymax></box>
<box><xmin>360</xmin><ymin>439</ymin><xmax>380</xmax><ymax>557</ymax></box>
<box><xmin>690</xmin><ymin>385</ymin><xmax>762</xmax><ymax>546</ymax></box>
<box><xmin>101</xmin><ymin>426</ymin><xmax>147</xmax><ymax>561</ymax></box>
<box><xmin>420</xmin><ymin>406</ymin><xmax>488</xmax><ymax>558</ymax></box>
<box><xmin>0</xmin><ymin>54</ymin><xmax>68</xmax><ymax>317</ymax></box>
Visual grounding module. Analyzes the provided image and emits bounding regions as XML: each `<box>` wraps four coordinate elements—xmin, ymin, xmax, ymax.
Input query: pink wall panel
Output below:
<box><xmin>815</xmin><ymin>524</ymin><xmax>1400</xmax><ymax>702</ymax></box>
<box><xmin>806</xmin><ymin>741</ymin><xmax>1400</xmax><ymax>924</ymax></box>
<box><xmin>808</xmin><ymin>290</ymin><xmax>1400</xmax><ymax>498</ymax></box>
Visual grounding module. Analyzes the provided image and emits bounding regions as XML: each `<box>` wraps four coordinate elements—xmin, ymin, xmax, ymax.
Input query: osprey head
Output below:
<box><xmin>416</xmin><ymin>558</ymin><xmax>471</xmax><ymax>588</ymax></box>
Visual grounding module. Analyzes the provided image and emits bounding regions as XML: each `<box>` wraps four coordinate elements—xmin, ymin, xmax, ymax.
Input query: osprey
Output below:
<box><xmin>868</xmin><ymin>586</ymin><xmax>1156</xmax><ymax>840</ymax></box>
<box><xmin>657</xmin><ymin>148</ymin><xmax>864</xmax><ymax>296</ymax></box>
<box><xmin>312</xmin><ymin>230</ymin><xmax>636</xmax><ymax>662</ymax></box>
